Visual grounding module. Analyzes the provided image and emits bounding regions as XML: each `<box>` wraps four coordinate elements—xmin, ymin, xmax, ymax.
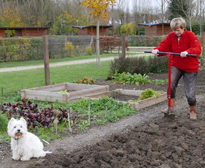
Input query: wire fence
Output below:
<box><xmin>0</xmin><ymin>35</ymin><xmax>133</xmax><ymax>62</ymax></box>
<box><xmin>46</xmin><ymin>35</ymin><xmax>129</xmax><ymax>58</ymax></box>
<box><xmin>48</xmin><ymin>36</ymin><xmax>94</xmax><ymax>58</ymax></box>
<box><xmin>0</xmin><ymin>35</ymin><xmax>177</xmax><ymax>62</ymax></box>
<box><xmin>0</xmin><ymin>35</ymin><xmax>203</xmax><ymax>62</ymax></box>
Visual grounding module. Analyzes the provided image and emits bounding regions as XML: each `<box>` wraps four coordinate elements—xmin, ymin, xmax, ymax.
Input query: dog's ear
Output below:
<box><xmin>8</xmin><ymin>118</ymin><xmax>15</xmax><ymax>128</ymax></box>
<box><xmin>7</xmin><ymin>118</ymin><xmax>15</xmax><ymax>135</ymax></box>
<box><xmin>20</xmin><ymin>117</ymin><xmax>27</xmax><ymax>125</ymax></box>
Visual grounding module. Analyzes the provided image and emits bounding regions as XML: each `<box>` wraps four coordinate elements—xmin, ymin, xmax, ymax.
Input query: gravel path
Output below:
<box><xmin>0</xmin><ymin>54</ymin><xmax>150</xmax><ymax>73</ymax></box>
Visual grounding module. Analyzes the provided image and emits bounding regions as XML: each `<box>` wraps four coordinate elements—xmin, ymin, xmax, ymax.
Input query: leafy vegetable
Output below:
<box><xmin>58</xmin><ymin>90</ymin><xmax>68</xmax><ymax>93</ymax></box>
<box><xmin>138</xmin><ymin>88</ymin><xmax>160</xmax><ymax>101</ymax></box>
<box><xmin>112</xmin><ymin>71</ymin><xmax>152</xmax><ymax>85</ymax></box>
<box><xmin>128</xmin><ymin>89</ymin><xmax>161</xmax><ymax>102</ymax></box>
<box><xmin>57</xmin><ymin>89</ymin><xmax>76</xmax><ymax>93</ymax></box>
<box><xmin>0</xmin><ymin>96</ymin><xmax>136</xmax><ymax>130</ymax></box>
<box><xmin>152</xmin><ymin>79</ymin><xmax>168</xmax><ymax>86</ymax></box>
<box><xmin>0</xmin><ymin>100</ymin><xmax>72</xmax><ymax>128</ymax></box>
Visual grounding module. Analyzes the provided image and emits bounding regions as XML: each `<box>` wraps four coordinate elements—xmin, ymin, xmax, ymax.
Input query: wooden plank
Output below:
<box><xmin>66</xmin><ymin>83</ymin><xmax>97</xmax><ymax>90</ymax></box>
<box><xmin>23</xmin><ymin>90</ymin><xmax>64</xmax><ymax>97</ymax></box>
<box><xmin>68</xmin><ymin>83</ymin><xmax>107</xmax><ymax>89</ymax></box>
<box><xmin>31</xmin><ymin>84</ymin><xmax>66</xmax><ymax>92</ymax></box>
<box><xmin>137</xmin><ymin>93</ymin><xmax>167</xmax><ymax>110</ymax></box>
<box><xmin>115</xmin><ymin>89</ymin><xmax>143</xmax><ymax>96</ymax></box>
<box><xmin>39</xmin><ymin>85</ymin><xmax>66</xmax><ymax>92</ymax></box>
<box><xmin>69</xmin><ymin>86</ymin><xmax>109</xmax><ymax>99</ymax></box>
<box><xmin>31</xmin><ymin>83</ymin><xmax>66</xmax><ymax>90</ymax></box>
<box><xmin>21</xmin><ymin>90</ymin><xmax>25</xmax><ymax>99</ymax></box>
<box><xmin>24</xmin><ymin>94</ymin><xmax>64</xmax><ymax>102</ymax></box>
<box><xmin>22</xmin><ymin>90</ymin><xmax>70</xmax><ymax>102</ymax></box>
<box><xmin>70</xmin><ymin>91</ymin><xmax>110</xmax><ymax>102</ymax></box>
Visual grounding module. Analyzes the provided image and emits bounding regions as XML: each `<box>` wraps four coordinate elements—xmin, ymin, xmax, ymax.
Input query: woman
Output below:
<box><xmin>152</xmin><ymin>17</ymin><xmax>201</xmax><ymax>120</ymax></box>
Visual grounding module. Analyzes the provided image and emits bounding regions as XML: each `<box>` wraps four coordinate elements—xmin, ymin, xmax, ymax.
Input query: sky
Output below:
<box><xmin>115</xmin><ymin>0</ymin><xmax>161</xmax><ymax>14</ymax></box>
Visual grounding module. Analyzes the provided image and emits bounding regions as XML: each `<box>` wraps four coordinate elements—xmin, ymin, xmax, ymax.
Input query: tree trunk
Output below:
<box><xmin>96</xmin><ymin>17</ymin><xmax>101</xmax><ymax>68</ymax></box>
<box><xmin>200</xmin><ymin>0</ymin><xmax>202</xmax><ymax>36</ymax></box>
<box><xmin>121</xmin><ymin>34</ymin><xmax>126</xmax><ymax>59</ymax></box>
<box><xmin>161</xmin><ymin>0</ymin><xmax>164</xmax><ymax>22</ymax></box>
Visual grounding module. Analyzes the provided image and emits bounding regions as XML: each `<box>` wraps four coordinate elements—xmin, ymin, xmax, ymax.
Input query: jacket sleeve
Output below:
<box><xmin>186</xmin><ymin>33</ymin><xmax>202</xmax><ymax>58</ymax></box>
<box><xmin>154</xmin><ymin>34</ymin><xmax>171</xmax><ymax>57</ymax></box>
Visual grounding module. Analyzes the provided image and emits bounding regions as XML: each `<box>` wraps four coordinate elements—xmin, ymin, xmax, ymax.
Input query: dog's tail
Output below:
<box><xmin>45</xmin><ymin>151</ymin><xmax>52</xmax><ymax>154</ymax></box>
<box><xmin>40</xmin><ymin>151</ymin><xmax>52</xmax><ymax>157</ymax></box>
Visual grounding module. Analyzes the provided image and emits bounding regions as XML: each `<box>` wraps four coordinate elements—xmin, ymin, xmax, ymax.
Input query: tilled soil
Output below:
<box><xmin>1</xmin><ymin>70</ymin><xmax>205</xmax><ymax>168</ymax></box>
<box><xmin>30</xmin><ymin>101</ymin><xmax>205</xmax><ymax>168</ymax></box>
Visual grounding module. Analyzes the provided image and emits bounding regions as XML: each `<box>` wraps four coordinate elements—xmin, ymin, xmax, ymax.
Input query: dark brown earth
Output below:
<box><xmin>1</xmin><ymin>70</ymin><xmax>205</xmax><ymax>168</ymax></box>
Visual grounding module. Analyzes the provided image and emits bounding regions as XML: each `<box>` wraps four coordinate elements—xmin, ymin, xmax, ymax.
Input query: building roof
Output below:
<box><xmin>138</xmin><ymin>23</ymin><xmax>170</xmax><ymax>27</ymax></box>
<box><xmin>72</xmin><ymin>25</ymin><xmax>113</xmax><ymax>29</ymax></box>
<box><xmin>0</xmin><ymin>27</ymin><xmax>50</xmax><ymax>30</ymax></box>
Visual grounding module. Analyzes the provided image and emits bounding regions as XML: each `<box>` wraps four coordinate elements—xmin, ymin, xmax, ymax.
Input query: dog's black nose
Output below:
<box><xmin>17</xmin><ymin>129</ymin><xmax>20</xmax><ymax>132</ymax></box>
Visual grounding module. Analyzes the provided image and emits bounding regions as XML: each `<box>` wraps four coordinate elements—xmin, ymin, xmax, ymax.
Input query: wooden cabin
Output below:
<box><xmin>0</xmin><ymin>27</ymin><xmax>50</xmax><ymax>38</ymax></box>
<box><xmin>72</xmin><ymin>25</ymin><xmax>113</xmax><ymax>36</ymax></box>
<box><xmin>138</xmin><ymin>23</ymin><xmax>171</xmax><ymax>36</ymax></box>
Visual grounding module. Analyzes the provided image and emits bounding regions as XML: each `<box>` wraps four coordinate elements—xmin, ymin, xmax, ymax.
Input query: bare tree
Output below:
<box><xmin>114</xmin><ymin>0</ymin><xmax>125</xmax><ymax>24</ymax></box>
<box><xmin>199</xmin><ymin>0</ymin><xmax>204</xmax><ymax>35</ymax></box>
<box><xmin>156</xmin><ymin>0</ymin><xmax>170</xmax><ymax>22</ymax></box>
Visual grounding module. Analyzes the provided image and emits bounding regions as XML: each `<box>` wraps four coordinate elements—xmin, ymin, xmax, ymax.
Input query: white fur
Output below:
<box><xmin>7</xmin><ymin>117</ymin><xmax>52</xmax><ymax>161</ymax></box>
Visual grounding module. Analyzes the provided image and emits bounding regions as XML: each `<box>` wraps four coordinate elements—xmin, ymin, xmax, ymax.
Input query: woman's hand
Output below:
<box><xmin>152</xmin><ymin>49</ymin><xmax>159</xmax><ymax>56</ymax></box>
<box><xmin>180</xmin><ymin>51</ymin><xmax>188</xmax><ymax>58</ymax></box>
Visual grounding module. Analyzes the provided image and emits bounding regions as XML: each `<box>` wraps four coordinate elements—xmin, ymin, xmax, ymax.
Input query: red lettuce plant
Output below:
<box><xmin>0</xmin><ymin>100</ymin><xmax>79</xmax><ymax>128</ymax></box>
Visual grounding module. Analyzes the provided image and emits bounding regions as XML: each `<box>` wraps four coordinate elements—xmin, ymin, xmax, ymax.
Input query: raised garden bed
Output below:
<box><xmin>21</xmin><ymin>82</ymin><xmax>109</xmax><ymax>102</ymax></box>
<box><xmin>113</xmin><ymin>89</ymin><xmax>167</xmax><ymax>110</ymax></box>
<box><xmin>21</xmin><ymin>83</ymin><xmax>166</xmax><ymax>110</ymax></box>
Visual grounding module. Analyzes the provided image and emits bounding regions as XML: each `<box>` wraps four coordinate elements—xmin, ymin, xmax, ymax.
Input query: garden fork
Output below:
<box><xmin>144</xmin><ymin>51</ymin><xmax>197</xmax><ymax>119</ymax></box>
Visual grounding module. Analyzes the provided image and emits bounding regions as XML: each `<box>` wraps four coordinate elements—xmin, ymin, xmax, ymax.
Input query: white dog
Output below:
<box><xmin>7</xmin><ymin>117</ymin><xmax>52</xmax><ymax>161</ymax></box>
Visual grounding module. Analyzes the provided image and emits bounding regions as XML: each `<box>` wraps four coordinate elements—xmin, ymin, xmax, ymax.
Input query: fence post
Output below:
<box><xmin>2</xmin><ymin>38</ymin><xmax>5</xmax><ymax>61</ymax></box>
<box><xmin>202</xmin><ymin>32</ymin><xmax>205</xmax><ymax>59</ymax></box>
<box><xmin>42</xmin><ymin>35</ymin><xmax>50</xmax><ymax>85</ymax></box>
<box><xmin>121</xmin><ymin>34</ymin><xmax>126</xmax><ymax>59</ymax></box>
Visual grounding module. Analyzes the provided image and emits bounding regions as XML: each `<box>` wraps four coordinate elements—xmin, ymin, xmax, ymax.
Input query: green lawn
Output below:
<box><xmin>0</xmin><ymin>53</ymin><xmax>139</xmax><ymax>69</ymax></box>
<box><xmin>0</xmin><ymin>52</ymin><xmax>143</xmax><ymax>96</ymax></box>
<box><xmin>0</xmin><ymin>61</ymin><xmax>111</xmax><ymax>96</ymax></box>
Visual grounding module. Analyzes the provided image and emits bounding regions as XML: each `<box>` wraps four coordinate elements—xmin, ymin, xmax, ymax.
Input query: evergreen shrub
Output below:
<box><xmin>109</xmin><ymin>56</ymin><xmax>168</xmax><ymax>76</ymax></box>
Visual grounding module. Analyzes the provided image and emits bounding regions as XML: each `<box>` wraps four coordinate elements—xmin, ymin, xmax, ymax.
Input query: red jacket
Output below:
<box><xmin>155</xmin><ymin>29</ymin><xmax>202</xmax><ymax>72</ymax></box>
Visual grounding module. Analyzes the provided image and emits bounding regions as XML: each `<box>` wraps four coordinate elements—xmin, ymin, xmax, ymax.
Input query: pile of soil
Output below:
<box><xmin>1</xmin><ymin>71</ymin><xmax>205</xmax><ymax>168</ymax></box>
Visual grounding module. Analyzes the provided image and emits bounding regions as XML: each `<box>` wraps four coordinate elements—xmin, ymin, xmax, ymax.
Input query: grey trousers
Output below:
<box><xmin>168</xmin><ymin>66</ymin><xmax>197</xmax><ymax>106</ymax></box>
